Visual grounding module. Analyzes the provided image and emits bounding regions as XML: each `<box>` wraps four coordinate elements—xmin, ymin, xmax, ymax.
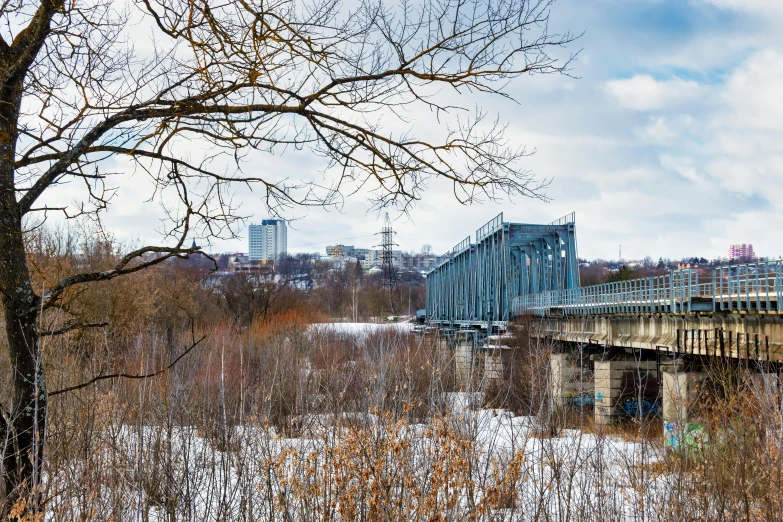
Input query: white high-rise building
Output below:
<box><xmin>249</xmin><ymin>219</ymin><xmax>287</xmax><ymax>261</ymax></box>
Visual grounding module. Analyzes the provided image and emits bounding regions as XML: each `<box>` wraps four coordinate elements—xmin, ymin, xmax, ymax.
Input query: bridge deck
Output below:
<box><xmin>520</xmin><ymin>295</ymin><xmax>780</xmax><ymax>316</ymax></box>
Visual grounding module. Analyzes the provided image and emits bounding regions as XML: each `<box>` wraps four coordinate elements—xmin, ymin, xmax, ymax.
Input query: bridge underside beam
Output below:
<box><xmin>537</xmin><ymin>313</ymin><xmax>783</xmax><ymax>362</ymax></box>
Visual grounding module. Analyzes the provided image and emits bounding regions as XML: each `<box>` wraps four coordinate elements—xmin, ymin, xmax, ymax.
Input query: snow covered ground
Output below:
<box><xmin>46</xmin><ymin>394</ymin><xmax>670</xmax><ymax>521</ymax></box>
<box><xmin>308</xmin><ymin>321</ymin><xmax>414</xmax><ymax>337</ymax></box>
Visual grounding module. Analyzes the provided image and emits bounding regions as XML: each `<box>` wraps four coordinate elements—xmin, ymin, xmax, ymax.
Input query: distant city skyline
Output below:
<box><xmin>221</xmin><ymin>221</ymin><xmax>773</xmax><ymax>262</ymax></box>
<box><xmin>219</xmin><ymin>228</ymin><xmax>774</xmax><ymax>263</ymax></box>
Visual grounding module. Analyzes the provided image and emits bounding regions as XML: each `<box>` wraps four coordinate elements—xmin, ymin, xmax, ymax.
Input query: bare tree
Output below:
<box><xmin>219</xmin><ymin>272</ymin><xmax>289</xmax><ymax>326</ymax></box>
<box><xmin>0</xmin><ymin>0</ymin><xmax>576</xmax><ymax>515</ymax></box>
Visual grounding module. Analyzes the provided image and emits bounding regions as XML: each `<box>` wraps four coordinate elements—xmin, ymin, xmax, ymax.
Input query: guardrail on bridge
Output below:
<box><xmin>512</xmin><ymin>260</ymin><xmax>783</xmax><ymax>316</ymax></box>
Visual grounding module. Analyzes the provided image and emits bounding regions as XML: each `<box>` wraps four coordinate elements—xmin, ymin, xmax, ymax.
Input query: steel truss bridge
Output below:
<box><xmin>425</xmin><ymin>213</ymin><xmax>783</xmax><ymax>329</ymax></box>
<box><xmin>424</xmin><ymin>212</ymin><xmax>579</xmax><ymax>328</ymax></box>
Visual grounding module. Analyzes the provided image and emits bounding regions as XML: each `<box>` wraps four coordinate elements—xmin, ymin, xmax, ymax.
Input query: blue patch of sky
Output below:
<box><xmin>571</xmin><ymin>0</ymin><xmax>743</xmax><ymax>81</ymax></box>
<box><xmin>662</xmin><ymin>67</ymin><xmax>725</xmax><ymax>85</ymax></box>
<box><xmin>609</xmin><ymin>0</ymin><xmax>737</xmax><ymax>38</ymax></box>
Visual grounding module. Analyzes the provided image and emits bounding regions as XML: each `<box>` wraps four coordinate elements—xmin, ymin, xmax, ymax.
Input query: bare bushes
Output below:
<box><xmin>257</xmin><ymin>413</ymin><xmax>525</xmax><ymax>521</ymax></box>
<box><xmin>483</xmin><ymin>317</ymin><xmax>553</xmax><ymax>418</ymax></box>
<box><xmin>660</xmin><ymin>360</ymin><xmax>783</xmax><ymax>520</ymax></box>
<box><xmin>41</xmin><ymin>322</ymin><xmax>455</xmax><ymax>519</ymax></box>
<box><xmin>17</xmin><ymin>249</ymin><xmax>783</xmax><ymax>521</ymax></box>
<box><xmin>37</xmin><ymin>317</ymin><xmax>783</xmax><ymax>520</ymax></box>
<box><xmin>286</xmin><ymin>327</ymin><xmax>437</xmax><ymax>428</ymax></box>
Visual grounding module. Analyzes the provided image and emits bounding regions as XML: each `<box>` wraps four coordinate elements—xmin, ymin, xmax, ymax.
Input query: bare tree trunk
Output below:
<box><xmin>0</xmin><ymin>135</ymin><xmax>46</xmax><ymax>518</ymax></box>
<box><xmin>0</xmin><ymin>6</ymin><xmax>60</xmax><ymax>510</ymax></box>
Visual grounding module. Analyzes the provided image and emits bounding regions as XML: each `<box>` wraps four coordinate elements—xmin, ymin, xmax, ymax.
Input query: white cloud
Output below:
<box><xmin>706</xmin><ymin>210</ymin><xmax>783</xmax><ymax>260</ymax></box>
<box><xmin>605</xmin><ymin>75</ymin><xmax>703</xmax><ymax>112</ymax></box>
<box><xmin>639</xmin><ymin>117</ymin><xmax>677</xmax><ymax>145</ymax></box>
<box><xmin>720</xmin><ymin>50</ymin><xmax>783</xmax><ymax>130</ymax></box>
<box><xmin>690</xmin><ymin>49</ymin><xmax>783</xmax><ymax>203</ymax></box>
<box><xmin>659</xmin><ymin>155</ymin><xmax>705</xmax><ymax>184</ymax></box>
<box><xmin>637</xmin><ymin>116</ymin><xmax>694</xmax><ymax>145</ymax></box>
<box><xmin>703</xmin><ymin>160</ymin><xmax>764</xmax><ymax>196</ymax></box>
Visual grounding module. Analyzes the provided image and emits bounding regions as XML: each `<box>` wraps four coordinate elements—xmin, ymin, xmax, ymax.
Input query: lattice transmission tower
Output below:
<box><xmin>380</xmin><ymin>213</ymin><xmax>397</xmax><ymax>291</ymax></box>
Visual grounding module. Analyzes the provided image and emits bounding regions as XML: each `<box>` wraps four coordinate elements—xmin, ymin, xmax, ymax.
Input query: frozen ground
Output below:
<box><xmin>308</xmin><ymin>321</ymin><xmax>414</xmax><ymax>337</ymax></box>
<box><xmin>46</xmin><ymin>393</ymin><xmax>669</xmax><ymax>521</ymax></box>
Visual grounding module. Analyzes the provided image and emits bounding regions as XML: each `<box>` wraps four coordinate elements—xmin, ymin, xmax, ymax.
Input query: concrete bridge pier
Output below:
<box><xmin>593</xmin><ymin>357</ymin><xmax>659</xmax><ymax>425</ymax></box>
<box><xmin>661</xmin><ymin>363</ymin><xmax>707</xmax><ymax>450</ymax></box>
<box><xmin>750</xmin><ymin>371</ymin><xmax>780</xmax><ymax>397</ymax></box>
<box><xmin>434</xmin><ymin>330</ymin><xmax>512</xmax><ymax>389</ymax></box>
<box><xmin>454</xmin><ymin>333</ymin><xmax>478</xmax><ymax>388</ymax></box>
<box><xmin>484</xmin><ymin>351</ymin><xmax>503</xmax><ymax>382</ymax></box>
<box><xmin>551</xmin><ymin>353</ymin><xmax>578</xmax><ymax>409</ymax></box>
<box><xmin>432</xmin><ymin>332</ymin><xmax>453</xmax><ymax>387</ymax></box>
<box><xmin>550</xmin><ymin>352</ymin><xmax>595</xmax><ymax>411</ymax></box>
<box><xmin>434</xmin><ymin>333</ymin><xmax>449</xmax><ymax>356</ymax></box>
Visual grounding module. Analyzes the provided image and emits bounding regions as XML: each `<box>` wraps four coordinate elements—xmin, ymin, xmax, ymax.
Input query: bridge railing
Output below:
<box><xmin>511</xmin><ymin>272</ymin><xmax>696</xmax><ymax>316</ymax></box>
<box><xmin>548</xmin><ymin>212</ymin><xmax>576</xmax><ymax>226</ymax></box>
<box><xmin>512</xmin><ymin>260</ymin><xmax>783</xmax><ymax>316</ymax></box>
<box><xmin>714</xmin><ymin>261</ymin><xmax>783</xmax><ymax>312</ymax></box>
<box><xmin>452</xmin><ymin>236</ymin><xmax>471</xmax><ymax>255</ymax></box>
<box><xmin>476</xmin><ymin>212</ymin><xmax>504</xmax><ymax>241</ymax></box>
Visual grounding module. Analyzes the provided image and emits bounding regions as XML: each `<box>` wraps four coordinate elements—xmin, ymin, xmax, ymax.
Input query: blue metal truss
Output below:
<box><xmin>425</xmin><ymin>212</ymin><xmax>580</xmax><ymax>326</ymax></box>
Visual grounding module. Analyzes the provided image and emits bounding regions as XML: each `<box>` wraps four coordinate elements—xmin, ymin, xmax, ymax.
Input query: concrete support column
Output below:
<box><xmin>484</xmin><ymin>351</ymin><xmax>503</xmax><ymax>383</ymax></box>
<box><xmin>594</xmin><ymin>359</ymin><xmax>658</xmax><ymax>425</ymax></box>
<box><xmin>661</xmin><ymin>366</ymin><xmax>707</xmax><ymax>450</ymax></box>
<box><xmin>550</xmin><ymin>353</ymin><xmax>581</xmax><ymax>410</ymax></box>
<box><xmin>454</xmin><ymin>339</ymin><xmax>475</xmax><ymax>387</ymax></box>
<box><xmin>433</xmin><ymin>334</ymin><xmax>453</xmax><ymax>384</ymax></box>
<box><xmin>435</xmin><ymin>335</ymin><xmax>450</xmax><ymax>358</ymax></box>
<box><xmin>749</xmin><ymin>372</ymin><xmax>780</xmax><ymax>397</ymax></box>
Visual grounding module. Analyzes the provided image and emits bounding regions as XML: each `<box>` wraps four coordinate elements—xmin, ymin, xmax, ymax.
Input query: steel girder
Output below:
<box><xmin>425</xmin><ymin>213</ymin><xmax>579</xmax><ymax>325</ymax></box>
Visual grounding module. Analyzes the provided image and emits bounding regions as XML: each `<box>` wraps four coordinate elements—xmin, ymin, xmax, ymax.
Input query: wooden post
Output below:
<box><xmin>728</xmin><ymin>331</ymin><xmax>733</xmax><ymax>360</ymax></box>
<box><xmin>754</xmin><ymin>332</ymin><xmax>759</xmax><ymax>362</ymax></box>
<box><xmin>715</xmin><ymin>328</ymin><xmax>720</xmax><ymax>358</ymax></box>
<box><xmin>766</xmin><ymin>335</ymin><xmax>770</xmax><ymax>363</ymax></box>
<box><xmin>676</xmin><ymin>328</ymin><xmax>680</xmax><ymax>354</ymax></box>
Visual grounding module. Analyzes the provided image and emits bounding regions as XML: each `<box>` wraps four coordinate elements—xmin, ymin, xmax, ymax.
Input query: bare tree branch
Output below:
<box><xmin>38</xmin><ymin>320</ymin><xmax>108</xmax><ymax>337</ymax></box>
<box><xmin>48</xmin><ymin>335</ymin><xmax>206</xmax><ymax>397</ymax></box>
<box><xmin>12</xmin><ymin>0</ymin><xmax>578</xmax><ymax>221</ymax></box>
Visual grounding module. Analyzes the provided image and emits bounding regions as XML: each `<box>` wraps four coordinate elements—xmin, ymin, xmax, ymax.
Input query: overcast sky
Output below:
<box><xmin>75</xmin><ymin>0</ymin><xmax>783</xmax><ymax>261</ymax></box>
